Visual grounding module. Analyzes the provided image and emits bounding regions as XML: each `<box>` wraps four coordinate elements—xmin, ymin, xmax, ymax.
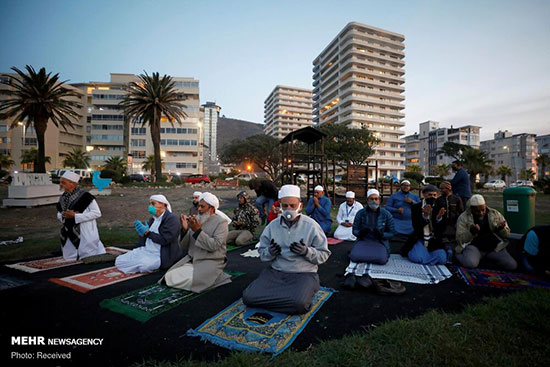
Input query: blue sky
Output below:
<box><xmin>1</xmin><ymin>0</ymin><xmax>549</xmax><ymax>140</ymax></box>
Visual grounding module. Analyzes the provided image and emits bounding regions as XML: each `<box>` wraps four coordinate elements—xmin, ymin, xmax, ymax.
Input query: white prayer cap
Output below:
<box><xmin>367</xmin><ymin>189</ymin><xmax>380</xmax><ymax>198</ymax></box>
<box><xmin>199</xmin><ymin>192</ymin><xmax>219</xmax><ymax>209</ymax></box>
<box><xmin>61</xmin><ymin>171</ymin><xmax>80</xmax><ymax>183</ymax></box>
<box><xmin>279</xmin><ymin>184</ymin><xmax>300</xmax><ymax>199</ymax></box>
<box><xmin>278</xmin><ymin>190</ymin><xmax>282</xmax><ymax>199</ymax></box>
<box><xmin>150</xmin><ymin>194</ymin><xmax>172</xmax><ymax>212</ymax></box>
<box><xmin>345</xmin><ymin>191</ymin><xmax>355</xmax><ymax>198</ymax></box>
<box><xmin>193</xmin><ymin>191</ymin><xmax>202</xmax><ymax>197</ymax></box>
<box><xmin>469</xmin><ymin>194</ymin><xmax>486</xmax><ymax>206</ymax></box>
<box><xmin>314</xmin><ymin>185</ymin><xmax>324</xmax><ymax>192</ymax></box>
<box><xmin>401</xmin><ymin>180</ymin><xmax>411</xmax><ymax>185</ymax></box>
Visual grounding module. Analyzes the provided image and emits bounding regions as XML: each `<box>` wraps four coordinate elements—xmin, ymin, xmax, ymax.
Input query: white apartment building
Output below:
<box><xmin>200</xmin><ymin>102</ymin><xmax>221</xmax><ymax>161</ymax></box>
<box><xmin>0</xmin><ymin>75</ymin><xmax>86</xmax><ymax>172</ymax></box>
<box><xmin>481</xmin><ymin>130</ymin><xmax>538</xmax><ymax>181</ymax></box>
<box><xmin>312</xmin><ymin>22</ymin><xmax>406</xmax><ymax>179</ymax></box>
<box><xmin>73</xmin><ymin>73</ymin><xmax>202</xmax><ymax>175</ymax></box>
<box><xmin>403</xmin><ymin>133</ymin><xmax>420</xmax><ymax>168</ymax></box>
<box><xmin>264</xmin><ymin>85</ymin><xmax>313</xmax><ymax>139</ymax></box>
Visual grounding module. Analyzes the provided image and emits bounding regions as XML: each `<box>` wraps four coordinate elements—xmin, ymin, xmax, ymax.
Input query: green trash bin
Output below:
<box><xmin>502</xmin><ymin>187</ymin><xmax>536</xmax><ymax>234</ymax></box>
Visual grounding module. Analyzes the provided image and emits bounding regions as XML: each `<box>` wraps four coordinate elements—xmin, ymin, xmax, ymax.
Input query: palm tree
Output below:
<box><xmin>119</xmin><ymin>72</ymin><xmax>187</xmax><ymax>182</ymax></box>
<box><xmin>461</xmin><ymin>148</ymin><xmax>494</xmax><ymax>189</ymax></box>
<box><xmin>519</xmin><ymin>169</ymin><xmax>535</xmax><ymax>180</ymax></box>
<box><xmin>406</xmin><ymin>164</ymin><xmax>421</xmax><ymax>173</ymax></box>
<box><xmin>496</xmin><ymin>165</ymin><xmax>513</xmax><ymax>184</ymax></box>
<box><xmin>142</xmin><ymin>154</ymin><xmax>164</xmax><ymax>178</ymax></box>
<box><xmin>536</xmin><ymin>153</ymin><xmax>550</xmax><ymax>178</ymax></box>
<box><xmin>0</xmin><ymin>153</ymin><xmax>15</xmax><ymax>171</ymax></box>
<box><xmin>62</xmin><ymin>148</ymin><xmax>90</xmax><ymax>169</ymax></box>
<box><xmin>432</xmin><ymin>163</ymin><xmax>450</xmax><ymax>178</ymax></box>
<box><xmin>0</xmin><ymin>65</ymin><xmax>82</xmax><ymax>173</ymax></box>
<box><xmin>103</xmin><ymin>156</ymin><xmax>127</xmax><ymax>173</ymax></box>
<box><xmin>20</xmin><ymin>147</ymin><xmax>51</xmax><ymax>172</ymax></box>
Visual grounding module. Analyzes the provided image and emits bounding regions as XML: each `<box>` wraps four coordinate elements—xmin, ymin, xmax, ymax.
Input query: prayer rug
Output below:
<box><xmin>0</xmin><ymin>274</ymin><xmax>31</xmax><ymax>291</ymax></box>
<box><xmin>226</xmin><ymin>244</ymin><xmax>241</xmax><ymax>252</ymax></box>
<box><xmin>186</xmin><ymin>287</ymin><xmax>334</xmax><ymax>356</ymax></box>
<box><xmin>345</xmin><ymin>254</ymin><xmax>452</xmax><ymax>284</ymax></box>
<box><xmin>5</xmin><ymin>247</ymin><xmax>129</xmax><ymax>273</ymax></box>
<box><xmin>50</xmin><ymin>265</ymin><xmax>148</xmax><ymax>293</ymax></box>
<box><xmin>327</xmin><ymin>238</ymin><xmax>344</xmax><ymax>245</ymax></box>
<box><xmin>100</xmin><ymin>270</ymin><xmax>245</xmax><ymax>322</ymax></box>
<box><xmin>454</xmin><ymin>267</ymin><xmax>550</xmax><ymax>290</ymax></box>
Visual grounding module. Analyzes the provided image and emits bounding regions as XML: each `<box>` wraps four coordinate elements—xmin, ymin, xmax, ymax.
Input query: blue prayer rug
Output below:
<box><xmin>186</xmin><ymin>287</ymin><xmax>334</xmax><ymax>356</ymax></box>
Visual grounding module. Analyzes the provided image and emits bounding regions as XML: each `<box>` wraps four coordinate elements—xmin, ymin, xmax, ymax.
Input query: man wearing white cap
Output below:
<box><xmin>455</xmin><ymin>194</ymin><xmax>516</xmax><ymax>270</ymax></box>
<box><xmin>242</xmin><ymin>185</ymin><xmax>331</xmax><ymax>314</ymax></box>
<box><xmin>116</xmin><ymin>194</ymin><xmax>183</xmax><ymax>273</ymax></box>
<box><xmin>188</xmin><ymin>191</ymin><xmax>202</xmax><ymax>216</ymax></box>
<box><xmin>385</xmin><ymin>180</ymin><xmax>420</xmax><ymax>238</ymax></box>
<box><xmin>161</xmin><ymin>192</ymin><xmax>232</xmax><ymax>292</ymax></box>
<box><xmin>305</xmin><ymin>185</ymin><xmax>333</xmax><ymax>236</ymax></box>
<box><xmin>333</xmin><ymin>191</ymin><xmax>363</xmax><ymax>241</ymax></box>
<box><xmin>56</xmin><ymin>171</ymin><xmax>106</xmax><ymax>261</ymax></box>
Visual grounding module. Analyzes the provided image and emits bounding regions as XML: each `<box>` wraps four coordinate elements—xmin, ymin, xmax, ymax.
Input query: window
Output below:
<box><xmin>24</xmin><ymin>137</ymin><xmax>36</xmax><ymax>145</ymax></box>
<box><xmin>176</xmin><ymin>162</ymin><xmax>198</xmax><ymax>168</ymax></box>
<box><xmin>0</xmin><ymin>125</ymin><xmax>7</xmax><ymax>132</ymax></box>
<box><xmin>131</xmin><ymin>127</ymin><xmax>146</xmax><ymax>135</ymax></box>
<box><xmin>92</xmin><ymin>94</ymin><xmax>124</xmax><ymax>100</ymax></box>
<box><xmin>92</xmin><ymin>124</ymin><xmax>123</xmax><ymax>130</ymax></box>
<box><xmin>130</xmin><ymin>150</ymin><xmax>146</xmax><ymax>158</ymax></box>
<box><xmin>91</xmin><ymin>114</ymin><xmax>124</xmax><ymax>121</ymax></box>
<box><xmin>131</xmin><ymin>139</ymin><xmax>146</xmax><ymax>147</ymax></box>
<box><xmin>91</xmin><ymin>135</ymin><xmax>123</xmax><ymax>141</ymax></box>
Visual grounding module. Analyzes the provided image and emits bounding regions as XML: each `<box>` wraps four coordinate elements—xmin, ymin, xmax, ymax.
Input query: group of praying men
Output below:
<box><xmin>55</xmin><ymin>170</ymin><xmax>548</xmax><ymax>315</ymax></box>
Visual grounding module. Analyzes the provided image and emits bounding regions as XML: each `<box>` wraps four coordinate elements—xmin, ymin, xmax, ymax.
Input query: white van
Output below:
<box><xmin>54</xmin><ymin>169</ymin><xmax>92</xmax><ymax>179</ymax></box>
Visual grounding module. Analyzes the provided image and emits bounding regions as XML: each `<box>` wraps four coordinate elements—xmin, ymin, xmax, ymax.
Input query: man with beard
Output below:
<box><xmin>455</xmin><ymin>194</ymin><xmax>516</xmax><ymax>270</ymax></box>
<box><xmin>188</xmin><ymin>191</ymin><xmax>201</xmax><ymax>216</ymax></box>
<box><xmin>56</xmin><ymin>171</ymin><xmax>106</xmax><ymax>260</ymax></box>
<box><xmin>161</xmin><ymin>192</ymin><xmax>232</xmax><ymax>292</ymax></box>
<box><xmin>385</xmin><ymin>180</ymin><xmax>420</xmax><ymax>241</ymax></box>
<box><xmin>305</xmin><ymin>185</ymin><xmax>333</xmax><ymax>236</ymax></box>
<box><xmin>450</xmin><ymin>160</ymin><xmax>472</xmax><ymax>206</ymax></box>
<box><xmin>227</xmin><ymin>191</ymin><xmax>259</xmax><ymax>246</ymax></box>
<box><xmin>333</xmin><ymin>191</ymin><xmax>363</xmax><ymax>241</ymax></box>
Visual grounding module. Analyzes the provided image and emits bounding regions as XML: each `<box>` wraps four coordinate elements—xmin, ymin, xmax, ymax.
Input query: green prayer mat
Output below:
<box><xmin>100</xmin><ymin>270</ymin><xmax>245</xmax><ymax>322</ymax></box>
<box><xmin>226</xmin><ymin>244</ymin><xmax>240</xmax><ymax>252</ymax></box>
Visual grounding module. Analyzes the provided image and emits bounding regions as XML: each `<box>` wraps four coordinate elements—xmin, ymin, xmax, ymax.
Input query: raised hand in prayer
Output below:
<box><xmin>470</xmin><ymin>224</ymin><xmax>481</xmax><ymax>235</ymax></box>
<box><xmin>62</xmin><ymin>210</ymin><xmax>77</xmax><ymax>219</ymax></box>
<box><xmin>497</xmin><ymin>220</ymin><xmax>507</xmax><ymax>230</ymax></box>
<box><xmin>313</xmin><ymin>196</ymin><xmax>320</xmax><ymax>207</ymax></box>
<box><xmin>422</xmin><ymin>204</ymin><xmax>432</xmax><ymax>218</ymax></box>
<box><xmin>397</xmin><ymin>207</ymin><xmax>404</xmax><ymax>214</ymax></box>
<box><xmin>436</xmin><ymin>207</ymin><xmax>446</xmax><ymax>220</ymax></box>
<box><xmin>134</xmin><ymin>220</ymin><xmax>150</xmax><ymax>236</ymax></box>
<box><xmin>290</xmin><ymin>239</ymin><xmax>308</xmax><ymax>256</ymax></box>
<box><xmin>188</xmin><ymin>215</ymin><xmax>202</xmax><ymax>232</ymax></box>
<box><xmin>180</xmin><ymin>214</ymin><xmax>188</xmax><ymax>231</ymax></box>
<box><xmin>403</xmin><ymin>197</ymin><xmax>413</xmax><ymax>204</ymax></box>
<box><xmin>268</xmin><ymin>239</ymin><xmax>282</xmax><ymax>256</ymax></box>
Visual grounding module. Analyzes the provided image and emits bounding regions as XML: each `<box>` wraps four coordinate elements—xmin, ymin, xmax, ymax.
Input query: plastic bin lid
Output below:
<box><xmin>503</xmin><ymin>187</ymin><xmax>536</xmax><ymax>196</ymax></box>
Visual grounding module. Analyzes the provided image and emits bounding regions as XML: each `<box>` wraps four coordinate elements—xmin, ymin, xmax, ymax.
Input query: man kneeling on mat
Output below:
<box><xmin>242</xmin><ymin>184</ymin><xmax>331</xmax><ymax>314</ymax></box>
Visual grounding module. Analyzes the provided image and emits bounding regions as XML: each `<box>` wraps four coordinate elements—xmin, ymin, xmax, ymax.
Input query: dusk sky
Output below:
<box><xmin>1</xmin><ymin>0</ymin><xmax>548</xmax><ymax>141</ymax></box>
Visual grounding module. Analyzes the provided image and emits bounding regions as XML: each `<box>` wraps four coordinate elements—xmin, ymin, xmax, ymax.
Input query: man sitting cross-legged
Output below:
<box><xmin>242</xmin><ymin>185</ymin><xmax>331</xmax><ymax>314</ymax></box>
<box><xmin>333</xmin><ymin>191</ymin><xmax>363</xmax><ymax>241</ymax></box>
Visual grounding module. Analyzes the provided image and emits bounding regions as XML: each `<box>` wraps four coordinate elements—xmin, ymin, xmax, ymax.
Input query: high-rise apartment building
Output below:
<box><xmin>200</xmin><ymin>102</ymin><xmax>221</xmax><ymax>161</ymax></box>
<box><xmin>264</xmin><ymin>85</ymin><xmax>313</xmax><ymax>139</ymax></box>
<box><xmin>0</xmin><ymin>75</ymin><xmax>87</xmax><ymax>172</ymax></box>
<box><xmin>73</xmin><ymin>73</ymin><xmax>202</xmax><ymax>174</ymax></box>
<box><xmin>312</xmin><ymin>22</ymin><xmax>406</xmax><ymax>178</ymax></box>
<box><xmin>403</xmin><ymin>133</ymin><xmax>420</xmax><ymax>168</ymax></box>
<box><xmin>481</xmin><ymin>130</ymin><xmax>538</xmax><ymax>181</ymax></box>
<box><xmin>535</xmin><ymin>134</ymin><xmax>550</xmax><ymax>155</ymax></box>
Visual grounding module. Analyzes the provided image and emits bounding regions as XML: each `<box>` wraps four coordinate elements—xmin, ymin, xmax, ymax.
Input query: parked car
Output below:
<box><xmin>225</xmin><ymin>172</ymin><xmax>258</xmax><ymax>181</ymax></box>
<box><xmin>129</xmin><ymin>173</ymin><xmax>149</xmax><ymax>182</ymax></box>
<box><xmin>510</xmin><ymin>180</ymin><xmax>534</xmax><ymax>188</ymax></box>
<box><xmin>52</xmin><ymin>169</ymin><xmax>92</xmax><ymax>179</ymax></box>
<box><xmin>484</xmin><ymin>180</ymin><xmax>507</xmax><ymax>189</ymax></box>
<box><xmin>186</xmin><ymin>174</ymin><xmax>210</xmax><ymax>184</ymax></box>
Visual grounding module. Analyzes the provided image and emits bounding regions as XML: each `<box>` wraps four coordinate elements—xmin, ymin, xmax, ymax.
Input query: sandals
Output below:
<box><xmin>372</xmin><ymin>279</ymin><xmax>406</xmax><ymax>295</ymax></box>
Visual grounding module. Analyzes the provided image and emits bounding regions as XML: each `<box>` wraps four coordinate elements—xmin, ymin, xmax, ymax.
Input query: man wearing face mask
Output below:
<box><xmin>334</xmin><ymin>191</ymin><xmax>363</xmax><ymax>241</ymax></box>
<box><xmin>161</xmin><ymin>192</ymin><xmax>232</xmax><ymax>292</ymax></box>
<box><xmin>188</xmin><ymin>191</ymin><xmax>201</xmax><ymax>216</ymax></box>
<box><xmin>242</xmin><ymin>185</ymin><xmax>331</xmax><ymax>314</ymax></box>
<box><xmin>455</xmin><ymin>194</ymin><xmax>516</xmax><ymax>270</ymax></box>
<box><xmin>305</xmin><ymin>185</ymin><xmax>333</xmax><ymax>236</ymax></box>
<box><xmin>450</xmin><ymin>160</ymin><xmax>472</xmax><ymax>206</ymax></box>
<box><xmin>116</xmin><ymin>194</ymin><xmax>182</xmax><ymax>274</ymax></box>
<box><xmin>400</xmin><ymin>185</ymin><xmax>447</xmax><ymax>265</ymax></box>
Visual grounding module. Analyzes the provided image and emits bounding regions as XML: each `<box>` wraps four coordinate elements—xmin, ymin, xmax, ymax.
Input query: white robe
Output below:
<box><xmin>333</xmin><ymin>201</ymin><xmax>363</xmax><ymax>240</ymax></box>
<box><xmin>115</xmin><ymin>212</ymin><xmax>165</xmax><ymax>274</ymax></box>
<box><xmin>57</xmin><ymin>199</ymin><xmax>106</xmax><ymax>261</ymax></box>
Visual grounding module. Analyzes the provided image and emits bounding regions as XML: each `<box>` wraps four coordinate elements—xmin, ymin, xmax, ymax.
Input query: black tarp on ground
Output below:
<box><xmin>1</xmin><ymin>237</ymin><xmax>517</xmax><ymax>367</ymax></box>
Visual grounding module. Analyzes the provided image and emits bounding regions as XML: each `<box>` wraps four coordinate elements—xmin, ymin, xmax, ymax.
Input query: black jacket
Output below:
<box><xmin>433</xmin><ymin>194</ymin><xmax>464</xmax><ymax>239</ymax></box>
<box><xmin>401</xmin><ymin>201</ymin><xmax>443</xmax><ymax>256</ymax></box>
<box><xmin>255</xmin><ymin>180</ymin><xmax>278</xmax><ymax>199</ymax></box>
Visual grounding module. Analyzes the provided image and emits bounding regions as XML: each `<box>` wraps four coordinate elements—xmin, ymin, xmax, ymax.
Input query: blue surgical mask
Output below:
<box><xmin>148</xmin><ymin>205</ymin><xmax>157</xmax><ymax>216</ymax></box>
<box><xmin>368</xmin><ymin>201</ymin><xmax>379</xmax><ymax>210</ymax></box>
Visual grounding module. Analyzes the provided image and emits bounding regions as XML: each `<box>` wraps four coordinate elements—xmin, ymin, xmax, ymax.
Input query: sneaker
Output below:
<box><xmin>372</xmin><ymin>279</ymin><xmax>406</xmax><ymax>295</ymax></box>
<box><xmin>342</xmin><ymin>274</ymin><xmax>357</xmax><ymax>289</ymax></box>
<box><xmin>356</xmin><ymin>275</ymin><xmax>373</xmax><ymax>289</ymax></box>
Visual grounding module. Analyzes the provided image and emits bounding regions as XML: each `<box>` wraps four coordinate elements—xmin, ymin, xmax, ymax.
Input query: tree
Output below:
<box><xmin>496</xmin><ymin>165</ymin><xmax>512</xmax><ymax>183</ymax></box>
<box><xmin>406</xmin><ymin>164</ymin><xmax>421</xmax><ymax>173</ymax></box>
<box><xmin>460</xmin><ymin>148</ymin><xmax>494</xmax><ymax>188</ymax></box>
<box><xmin>0</xmin><ymin>153</ymin><xmax>15</xmax><ymax>171</ymax></box>
<box><xmin>120</xmin><ymin>72</ymin><xmax>187</xmax><ymax>182</ymax></box>
<box><xmin>62</xmin><ymin>148</ymin><xmax>90</xmax><ymax>169</ymax></box>
<box><xmin>0</xmin><ymin>65</ymin><xmax>82</xmax><ymax>173</ymax></box>
<box><xmin>103</xmin><ymin>156</ymin><xmax>127</xmax><ymax>174</ymax></box>
<box><xmin>20</xmin><ymin>147</ymin><xmax>51</xmax><ymax>172</ymax></box>
<box><xmin>438</xmin><ymin>142</ymin><xmax>469</xmax><ymax>161</ymax></box>
<box><xmin>536</xmin><ymin>153</ymin><xmax>550</xmax><ymax>178</ymax></box>
<box><xmin>432</xmin><ymin>163</ymin><xmax>450</xmax><ymax>178</ymax></box>
<box><xmin>519</xmin><ymin>169</ymin><xmax>535</xmax><ymax>180</ymax></box>
<box><xmin>219</xmin><ymin>135</ymin><xmax>281</xmax><ymax>181</ymax></box>
<box><xmin>318</xmin><ymin>124</ymin><xmax>379</xmax><ymax>168</ymax></box>
<box><xmin>142</xmin><ymin>154</ymin><xmax>164</xmax><ymax>178</ymax></box>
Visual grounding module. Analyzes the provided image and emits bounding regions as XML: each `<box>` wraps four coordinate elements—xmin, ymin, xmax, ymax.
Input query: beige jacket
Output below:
<box><xmin>455</xmin><ymin>205</ymin><xmax>510</xmax><ymax>254</ymax></box>
<box><xmin>161</xmin><ymin>213</ymin><xmax>231</xmax><ymax>293</ymax></box>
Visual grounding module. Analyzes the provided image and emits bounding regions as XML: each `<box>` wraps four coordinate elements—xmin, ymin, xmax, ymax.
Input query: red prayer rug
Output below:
<box><xmin>454</xmin><ymin>267</ymin><xmax>550</xmax><ymax>290</ymax></box>
<box><xmin>50</xmin><ymin>266</ymin><xmax>149</xmax><ymax>293</ymax></box>
<box><xmin>6</xmin><ymin>247</ymin><xmax>129</xmax><ymax>273</ymax></box>
<box><xmin>327</xmin><ymin>238</ymin><xmax>344</xmax><ymax>245</ymax></box>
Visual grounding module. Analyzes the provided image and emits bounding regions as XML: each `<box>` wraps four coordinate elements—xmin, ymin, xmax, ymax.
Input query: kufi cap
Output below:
<box><xmin>401</xmin><ymin>180</ymin><xmax>411</xmax><ymax>185</ymax></box>
<box><xmin>345</xmin><ymin>191</ymin><xmax>355</xmax><ymax>198</ymax></box>
<box><xmin>314</xmin><ymin>185</ymin><xmax>324</xmax><ymax>192</ymax></box>
<box><xmin>193</xmin><ymin>191</ymin><xmax>202</xmax><ymax>197</ymax></box>
<box><xmin>61</xmin><ymin>171</ymin><xmax>80</xmax><ymax>183</ymax></box>
<box><xmin>150</xmin><ymin>194</ymin><xmax>172</xmax><ymax>212</ymax></box>
<box><xmin>470</xmin><ymin>194</ymin><xmax>486</xmax><ymax>206</ymax></box>
<box><xmin>279</xmin><ymin>184</ymin><xmax>300</xmax><ymax>199</ymax></box>
<box><xmin>367</xmin><ymin>189</ymin><xmax>380</xmax><ymax>198</ymax></box>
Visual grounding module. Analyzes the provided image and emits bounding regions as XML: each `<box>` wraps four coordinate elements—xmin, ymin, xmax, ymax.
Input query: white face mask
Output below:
<box><xmin>282</xmin><ymin>203</ymin><xmax>302</xmax><ymax>221</ymax></box>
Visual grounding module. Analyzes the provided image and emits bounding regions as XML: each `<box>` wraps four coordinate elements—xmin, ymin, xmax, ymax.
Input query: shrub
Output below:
<box><xmin>100</xmin><ymin>169</ymin><xmax>122</xmax><ymax>183</ymax></box>
<box><xmin>404</xmin><ymin>172</ymin><xmax>424</xmax><ymax>183</ymax></box>
<box><xmin>424</xmin><ymin>177</ymin><xmax>444</xmax><ymax>188</ymax></box>
<box><xmin>475</xmin><ymin>182</ymin><xmax>485</xmax><ymax>190</ymax></box>
<box><xmin>81</xmin><ymin>177</ymin><xmax>92</xmax><ymax>185</ymax></box>
<box><xmin>0</xmin><ymin>169</ymin><xmax>8</xmax><ymax>178</ymax></box>
<box><xmin>119</xmin><ymin>175</ymin><xmax>132</xmax><ymax>184</ymax></box>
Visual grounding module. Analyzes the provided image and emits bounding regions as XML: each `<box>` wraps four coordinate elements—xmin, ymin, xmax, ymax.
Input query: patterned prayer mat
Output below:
<box><xmin>186</xmin><ymin>287</ymin><xmax>334</xmax><ymax>356</ymax></box>
<box><xmin>454</xmin><ymin>267</ymin><xmax>550</xmax><ymax>290</ymax></box>
<box><xmin>50</xmin><ymin>265</ymin><xmax>148</xmax><ymax>293</ymax></box>
<box><xmin>327</xmin><ymin>238</ymin><xmax>344</xmax><ymax>245</ymax></box>
<box><xmin>100</xmin><ymin>270</ymin><xmax>245</xmax><ymax>322</ymax></box>
<box><xmin>345</xmin><ymin>254</ymin><xmax>452</xmax><ymax>284</ymax></box>
<box><xmin>0</xmin><ymin>274</ymin><xmax>31</xmax><ymax>291</ymax></box>
<box><xmin>5</xmin><ymin>247</ymin><xmax>129</xmax><ymax>273</ymax></box>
